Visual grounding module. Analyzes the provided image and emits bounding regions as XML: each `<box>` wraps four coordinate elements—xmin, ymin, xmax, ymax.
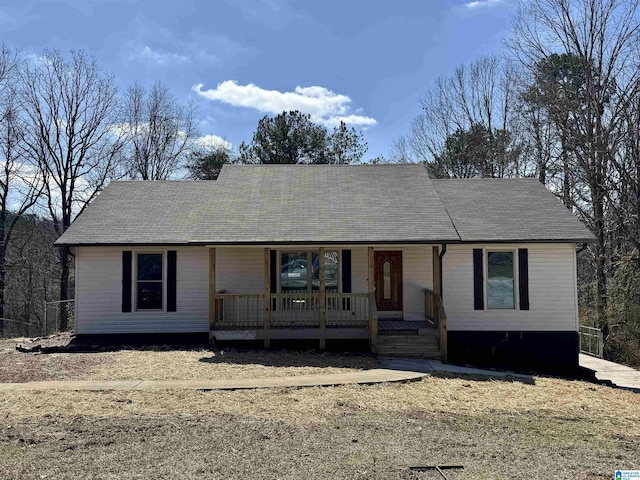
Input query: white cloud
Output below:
<box><xmin>121</xmin><ymin>15</ymin><xmax>250</xmax><ymax>69</ymax></box>
<box><xmin>194</xmin><ymin>134</ymin><xmax>232</xmax><ymax>152</ymax></box>
<box><xmin>464</xmin><ymin>0</ymin><xmax>502</xmax><ymax>8</ymax></box>
<box><xmin>129</xmin><ymin>45</ymin><xmax>190</xmax><ymax>66</ymax></box>
<box><xmin>193</xmin><ymin>80</ymin><xmax>377</xmax><ymax>128</ymax></box>
<box><xmin>109</xmin><ymin>123</ymin><xmax>231</xmax><ymax>156</ymax></box>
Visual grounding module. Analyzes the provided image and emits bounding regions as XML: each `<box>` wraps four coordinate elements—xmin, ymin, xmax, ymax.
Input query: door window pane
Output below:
<box><xmin>487</xmin><ymin>251</ymin><xmax>515</xmax><ymax>309</ymax></box>
<box><xmin>383</xmin><ymin>261</ymin><xmax>391</xmax><ymax>299</ymax></box>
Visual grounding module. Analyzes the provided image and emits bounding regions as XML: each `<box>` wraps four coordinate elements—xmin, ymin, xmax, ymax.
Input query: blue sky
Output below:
<box><xmin>0</xmin><ymin>0</ymin><xmax>517</xmax><ymax>160</ymax></box>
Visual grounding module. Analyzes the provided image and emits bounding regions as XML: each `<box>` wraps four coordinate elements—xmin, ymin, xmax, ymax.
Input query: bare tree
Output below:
<box><xmin>509</xmin><ymin>0</ymin><xmax>640</xmax><ymax>324</ymax></box>
<box><xmin>397</xmin><ymin>55</ymin><xmax>522</xmax><ymax>176</ymax></box>
<box><xmin>19</xmin><ymin>50</ymin><xmax>123</xmax><ymax>326</ymax></box>
<box><xmin>121</xmin><ymin>82</ymin><xmax>197</xmax><ymax>180</ymax></box>
<box><xmin>0</xmin><ymin>44</ymin><xmax>42</xmax><ymax>333</ymax></box>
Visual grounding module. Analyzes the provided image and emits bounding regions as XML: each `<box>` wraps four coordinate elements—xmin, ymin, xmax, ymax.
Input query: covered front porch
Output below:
<box><xmin>207</xmin><ymin>246</ymin><xmax>447</xmax><ymax>361</ymax></box>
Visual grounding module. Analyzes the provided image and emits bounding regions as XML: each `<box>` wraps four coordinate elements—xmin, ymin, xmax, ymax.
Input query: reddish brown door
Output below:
<box><xmin>374</xmin><ymin>251</ymin><xmax>402</xmax><ymax>311</ymax></box>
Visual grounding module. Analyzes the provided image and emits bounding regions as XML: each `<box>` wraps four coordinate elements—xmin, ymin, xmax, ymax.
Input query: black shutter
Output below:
<box><xmin>122</xmin><ymin>251</ymin><xmax>132</xmax><ymax>312</ymax></box>
<box><xmin>341</xmin><ymin>250</ymin><xmax>352</xmax><ymax>310</ymax></box>
<box><xmin>342</xmin><ymin>250</ymin><xmax>352</xmax><ymax>293</ymax></box>
<box><xmin>518</xmin><ymin>248</ymin><xmax>530</xmax><ymax>310</ymax></box>
<box><xmin>473</xmin><ymin>249</ymin><xmax>484</xmax><ymax>310</ymax></box>
<box><xmin>167</xmin><ymin>251</ymin><xmax>177</xmax><ymax>312</ymax></box>
<box><xmin>270</xmin><ymin>250</ymin><xmax>277</xmax><ymax>311</ymax></box>
<box><xmin>270</xmin><ymin>250</ymin><xmax>277</xmax><ymax>293</ymax></box>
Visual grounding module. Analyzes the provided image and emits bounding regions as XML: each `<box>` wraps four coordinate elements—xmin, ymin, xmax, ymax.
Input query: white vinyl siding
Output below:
<box><xmin>76</xmin><ymin>246</ymin><xmax>209</xmax><ymax>334</ymax></box>
<box><xmin>76</xmin><ymin>243</ymin><xmax>577</xmax><ymax>335</ymax></box>
<box><xmin>442</xmin><ymin>243</ymin><xmax>578</xmax><ymax>331</ymax></box>
<box><xmin>216</xmin><ymin>248</ymin><xmax>265</xmax><ymax>294</ymax></box>
<box><xmin>351</xmin><ymin>247</ymin><xmax>368</xmax><ymax>294</ymax></box>
<box><xmin>402</xmin><ymin>246</ymin><xmax>433</xmax><ymax>320</ymax></box>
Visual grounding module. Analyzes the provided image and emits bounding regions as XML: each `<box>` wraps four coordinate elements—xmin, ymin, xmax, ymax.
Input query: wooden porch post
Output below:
<box><xmin>208</xmin><ymin>248</ymin><xmax>216</xmax><ymax>342</ymax></box>
<box><xmin>432</xmin><ymin>246</ymin><xmax>441</xmax><ymax>297</ymax></box>
<box><xmin>368</xmin><ymin>247</ymin><xmax>377</xmax><ymax>353</ymax></box>
<box><xmin>319</xmin><ymin>247</ymin><xmax>326</xmax><ymax>350</ymax></box>
<box><xmin>264</xmin><ymin>248</ymin><xmax>271</xmax><ymax>349</ymax></box>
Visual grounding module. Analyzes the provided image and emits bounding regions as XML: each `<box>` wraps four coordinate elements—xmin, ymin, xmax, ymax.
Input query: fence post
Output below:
<box><xmin>598</xmin><ymin>330</ymin><xmax>604</xmax><ymax>358</ymax></box>
<box><xmin>42</xmin><ymin>301</ymin><xmax>47</xmax><ymax>336</ymax></box>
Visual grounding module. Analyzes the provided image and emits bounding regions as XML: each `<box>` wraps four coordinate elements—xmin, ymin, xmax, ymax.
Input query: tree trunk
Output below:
<box><xmin>0</xmin><ymin>211</ymin><xmax>5</xmax><ymax>336</ymax></box>
<box><xmin>58</xmin><ymin>245</ymin><xmax>70</xmax><ymax>331</ymax></box>
<box><xmin>592</xmin><ymin>180</ymin><xmax>608</xmax><ymax>331</ymax></box>
<box><xmin>0</xmin><ymin>244</ymin><xmax>5</xmax><ymax>337</ymax></box>
<box><xmin>562</xmin><ymin>152</ymin><xmax>571</xmax><ymax>209</ymax></box>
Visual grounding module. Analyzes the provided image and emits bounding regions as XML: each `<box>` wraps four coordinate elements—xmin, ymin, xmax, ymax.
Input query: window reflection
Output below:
<box><xmin>487</xmin><ymin>251</ymin><xmax>515</xmax><ymax>309</ymax></box>
<box><xmin>281</xmin><ymin>251</ymin><xmax>338</xmax><ymax>293</ymax></box>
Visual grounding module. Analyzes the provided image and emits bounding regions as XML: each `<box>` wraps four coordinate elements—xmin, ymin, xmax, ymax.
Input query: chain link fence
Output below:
<box><xmin>0</xmin><ymin>300</ymin><xmax>75</xmax><ymax>339</ymax></box>
<box><xmin>43</xmin><ymin>300</ymin><xmax>75</xmax><ymax>336</ymax></box>
<box><xmin>0</xmin><ymin>318</ymin><xmax>43</xmax><ymax>339</ymax></box>
<box><xmin>0</xmin><ymin>300</ymin><xmax>76</xmax><ymax>339</ymax></box>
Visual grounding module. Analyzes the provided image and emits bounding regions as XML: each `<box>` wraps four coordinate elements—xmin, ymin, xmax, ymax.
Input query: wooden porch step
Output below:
<box><xmin>377</xmin><ymin>334</ymin><xmax>441</xmax><ymax>359</ymax></box>
<box><xmin>379</xmin><ymin>328</ymin><xmax>439</xmax><ymax>337</ymax></box>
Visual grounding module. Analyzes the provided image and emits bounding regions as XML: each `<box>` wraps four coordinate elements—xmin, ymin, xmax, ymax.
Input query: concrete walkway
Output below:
<box><xmin>0</xmin><ymin>368</ymin><xmax>427</xmax><ymax>392</ymax></box>
<box><xmin>0</xmin><ymin>358</ymin><xmax>526</xmax><ymax>392</ymax></box>
<box><xmin>580</xmin><ymin>353</ymin><xmax>640</xmax><ymax>392</ymax></box>
<box><xmin>378</xmin><ymin>357</ymin><xmax>531</xmax><ymax>379</ymax></box>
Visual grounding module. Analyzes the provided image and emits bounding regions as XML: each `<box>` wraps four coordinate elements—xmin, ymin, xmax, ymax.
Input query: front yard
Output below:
<box><xmin>0</xmin><ymin>337</ymin><xmax>639</xmax><ymax>478</ymax></box>
<box><xmin>0</xmin><ymin>337</ymin><xmax>377</xmax><ymax>383</ymax></box>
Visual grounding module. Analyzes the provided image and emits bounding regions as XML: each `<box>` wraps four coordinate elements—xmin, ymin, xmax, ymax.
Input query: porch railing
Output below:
<box><xmin>579</xmin><ymin>325</ymin><xmax>603</xmax><ymax>358</ymax></box>
<box><xmin>271</xmin><ymin>293</ymin><xmax>321</xmax><ymax>327</ymax></box>
<box><xmin>326</xmin><ymin>293</ymin><xmax>369</xmax><ymax>327</ymax></box>
<box><xmin>425</xmin><ymin>288</ymin><xmax>448</xmax><ymax>362</ymax></box>
<box><xmin>213</xmin><ymin>292</ymin><xmax>370</xmax><ymax>329</ymax></box>
<box><xmin>214</xmin><ymin>294</ymin><xmax>264</xmax><ymax>329</ymax></box>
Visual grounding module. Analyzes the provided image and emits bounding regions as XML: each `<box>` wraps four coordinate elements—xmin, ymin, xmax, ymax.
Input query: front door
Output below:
<box><xmin>374</xmin><ymin>251</ymin><xmax>402</xmax><ymax>312</ymax></box>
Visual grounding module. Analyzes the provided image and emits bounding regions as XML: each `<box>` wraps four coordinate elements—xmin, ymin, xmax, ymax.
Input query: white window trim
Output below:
<box><xmin>133</xmin><ymin>250</ymin><xmax>167</xmax><ymax>312</ymax></box>
<box><xmin>484</xmin><ymin>248</ymin><xmax>519</xmax><ymax>311</ymax></box>
<box><xmin>277</xmin><ymin>250</ymin><xmax>342</xmax><ymax>294</ymax></box>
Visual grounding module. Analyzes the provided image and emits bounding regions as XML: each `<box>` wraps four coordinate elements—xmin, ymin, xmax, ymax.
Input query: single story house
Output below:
<box><xmin>56</xmin><ymin>164</ymin><xmax>594</xmax><ymax>373</ymax></box>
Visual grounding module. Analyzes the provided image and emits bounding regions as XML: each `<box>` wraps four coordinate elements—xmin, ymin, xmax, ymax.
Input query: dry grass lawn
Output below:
<box><xmin>0</xmin><ymin>343</ymin><xmax>639</xmax><ymax>479</ymax></box>
<box><xmin>0</xmin><ymin>338</ymin><xmax>377</xmax><ymax>383</ymax></box>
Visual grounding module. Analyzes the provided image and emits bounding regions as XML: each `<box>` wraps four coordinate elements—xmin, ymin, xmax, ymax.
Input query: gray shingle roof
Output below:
<box><xmin>56</xmin><ymin>181</ymin><xmax>218</xmax><ymax>245</ymax></box>
<box><xmin>189</xmin><ymin>164</ymin><xmax>459</xmax><ymax>243</ymax></box>
<box><xmin>432</xmin><ymin>178</ymin><xmax>595</xmax><ymax>242</ymax></box>
<box><xmin>55</xmin><ymin>164</ymin><xmax>595</xmax><ymax>246</ymax></box>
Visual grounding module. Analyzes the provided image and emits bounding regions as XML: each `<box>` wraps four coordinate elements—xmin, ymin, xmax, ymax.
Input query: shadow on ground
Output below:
<box><xmin>197</xmin><ymin>350</ymin><xmax>377</xmax><ymax>370</ymax></box>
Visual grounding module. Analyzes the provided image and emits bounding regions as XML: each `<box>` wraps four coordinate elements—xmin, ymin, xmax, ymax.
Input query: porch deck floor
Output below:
<box><xmin>378</xmin><ymin>320</ymin><xmax>434</xmax><ymax>331</ymax></box>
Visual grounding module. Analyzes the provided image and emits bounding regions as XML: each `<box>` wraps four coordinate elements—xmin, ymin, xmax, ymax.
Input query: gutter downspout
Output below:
<box><xmin>439</xmin><ymin>244</ymin><xmax>447</xmax><ymax>301</ymax></box>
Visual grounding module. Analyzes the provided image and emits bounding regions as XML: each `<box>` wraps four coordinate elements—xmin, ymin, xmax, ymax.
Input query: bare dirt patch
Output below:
<box><xmin>0</xmin><ymin>376</ymin><xmax>638</xmax><ymax>479</ymax></box>
<box><xmin>0</xmin><ymin>337</ymin><xmax>378</xmax><ymax>383</ymax></box>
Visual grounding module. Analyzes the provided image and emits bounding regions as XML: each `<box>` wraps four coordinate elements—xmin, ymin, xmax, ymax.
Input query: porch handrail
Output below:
<box><xmin>424</xmin><ymin>288</ymin><xmax>439</xmax><ymax>329</ymax></box>
<box><xmin>270</xmin><ymin>292</ymin><xmax>321</xmax><ymax>327</ymax></box>
<box><xmin>425</xmin><ymin>288</ymin><xmax>447</xmax><ymax>362</ymax></box>
<box><xmin>579</xmin><ymin>325</ymin><xmax>603</xmax><ymax>358</ymax></box>
<box><xmin>213</xmin><ymin>294</ymin><xmax>264</xmax><ymax>328</ymax></box>
<box><xmin>213</xmin><ymin>292</ymin><xmax>372</xmax><ymax>331</ymax></box>
<box><xmin>325</xmin><ymin>293</ymin><xmax>369</xmax><ymax>327</ymax></box>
